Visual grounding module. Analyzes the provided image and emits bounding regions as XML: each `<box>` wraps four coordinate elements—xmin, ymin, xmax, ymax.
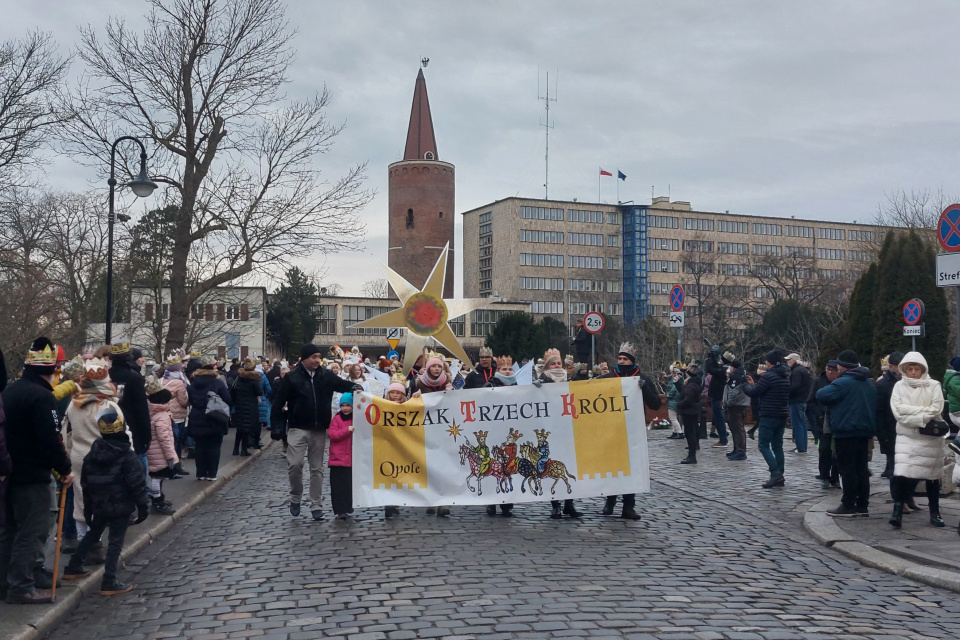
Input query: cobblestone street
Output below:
<box><xmin>47</xmin><ymin>434</ymin><xmax>960</xmax><ymax>640</ymax></box>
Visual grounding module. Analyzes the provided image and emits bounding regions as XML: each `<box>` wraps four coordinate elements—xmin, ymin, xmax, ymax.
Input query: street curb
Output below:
<box><xmin>802</xmin><ymin>493</ymin><xmax>960</xmax><ymax>594</ymax></box>
<box><xmin>10</xmin><ymin>442</ymin><xmax>271</xmax><ymax>640</ymax></box>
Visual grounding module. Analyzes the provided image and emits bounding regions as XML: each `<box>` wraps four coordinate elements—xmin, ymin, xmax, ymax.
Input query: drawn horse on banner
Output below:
<box><xmin>459</xmin><ymin>443</ymin><xmax>508</xmax><ymax>496</ymax></box>
<box><xmin>520</xmin><ymin>429</ymin><xmax>576</xmax><ymax>495</ymax></box>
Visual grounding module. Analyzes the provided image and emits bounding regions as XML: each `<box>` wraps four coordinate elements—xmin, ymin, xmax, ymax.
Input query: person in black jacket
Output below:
<box><xmin>271</xmin><ymin>344</ymin><xmax>357</xmax><ymax>521</ymax></box>
<box><xmin>572</xmin><ymin>319</ymin><xmax>591</xmax><ymax>365</ymax></box>
<box><xmin>463</xmin><ymin>347</ymin><xmax>495</xmax><ymax>389</ymax></box>
<box><xmin>62</xmin><ymin>407</ymin><xmax>148</xmax><ymax>595</ymax></box>
<box><xmin>107</xmin><ymin>343</ymin><xmax>151</xmax><ymax>457</ymax></box>
<box><xmin>0</xmin><ymin>395</ymin><xmax>10</xmax><ymax>529</ymax></box>
<box><xmin>875</xmin><ymin>351</ymin><xmax>903</xmax><ymax>479</ymax></box>
<box><xmin>187</xmin><ymin>358</ymin><xmax>232</xmax><ymax>481</ymax></box>
<box><xmin>786</xmin><ymin>353</ymin><xmax>813</xmax><ymax>454</ymax></box>
<box><xmin>808</xmin><ymin>361</ymin><xmax>841</xmax><ymax>488</ymax></box>
<box><xmin>598</xmin><ymin>342</ymin><xmax>662</xmax><ymax>520</ymax></box>
<box><xmin>230</xmin><ymin>359</ymin><xmax>263</xmax><ymax>456</ymax></box>
<box><xmin>0</xmin><ymin>337</ymin><xmax>74</xmax><ymax>604</ymax></box>
<box><xmin>704</xmin><ymin>347</ymin><xmax>731</xmax><ymax>445</ymax></box>
<box><xmin>743</xmin><ymin>350</ymin><xmax>791</xmax><ymax>488</ymax></box>
<box><xmin>678</xmin><ymin>367</ymin><xmax>704</xmax><ymax>464</ymax></box>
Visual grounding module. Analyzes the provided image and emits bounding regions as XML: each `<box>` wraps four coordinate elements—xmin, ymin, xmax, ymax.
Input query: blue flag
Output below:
<box><xmin>617</xmin><ymin>170</ymin><xmax>627</xmax><ymax>181</ymax></box>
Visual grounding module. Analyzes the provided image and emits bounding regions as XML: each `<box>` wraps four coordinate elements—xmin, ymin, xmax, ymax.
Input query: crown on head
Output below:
<box><xmin>390</xmin><ymin>372</ymin><xmax>406</xmax><ymax>384</ymax></box>
<box><xmin>533</xmin><ymin>428</ymin><xmax>550</xmax><ymax>439</ymax></box>
<box><xmin>543</xmin><ymin>348</ymin><xmax>561</xmax><ymax>362</ymax></box>
<box><xmin>496</xmin><ymin>355</ymin><xmax>513</xmax><ymax>368</ymax></box>
<box><xmin>83</xmin><ymin>357</ymin><xmax>110</xmax><ymax>380</ymax></box>
<box><xmin>478</xmin><ymin>346</ymin><xmax>493</xmax><ymax>358</ymax></box>
<box><xmin>618</xmin><ymin>342</ymin><xmax>637</xmax><ymax>358</ymax></box>
<box><xmin>564</xmin><ymin>354</ymin><xmax>575</xmax><ymax>364</ymax></box>
<box><xmin>111</xmin><ymin>341</ymin><xmax>131</xmax><ymax>355</ymax></box>
<box><xmin>474</xmin><ymin>430</ymin><xmax>488</xmax><ymax>439</ymax></box>
<box><xmin>507</xmin><ymin>428</ymin><xmax>522</xmax><ymax>441</ymax></box>
<box><xmin>25</xmin><ymin>344</ymin><xmax>57</xmax><ymax>366</ymax></box>
<box><xmin>166</xmin><ymin>351</ymin><xmax>182</xmax><ymax>364</ymax></box>
<box><xmin>62</xmin><ymin>356</ymin><xmax>86</xmax><ymax>382</ymax></box>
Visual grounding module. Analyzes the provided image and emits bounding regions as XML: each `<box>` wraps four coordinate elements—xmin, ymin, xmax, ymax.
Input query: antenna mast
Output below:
<box><xmin>539</xmin><ymin>69</ymin><xmax>557</xmax><ymax>199</ymax></box>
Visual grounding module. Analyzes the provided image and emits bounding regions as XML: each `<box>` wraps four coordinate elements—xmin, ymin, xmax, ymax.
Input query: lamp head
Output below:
<box><xmin>129</xmin><ymin>161</ymin><xmax>157</xmax><ymax>198</ymax></box>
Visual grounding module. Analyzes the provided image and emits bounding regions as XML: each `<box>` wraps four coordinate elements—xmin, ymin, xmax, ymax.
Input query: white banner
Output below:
<box><xmin>352</xmin><ymin>378</ymin><xmax>650</xmax><ymax>508</ymax></box>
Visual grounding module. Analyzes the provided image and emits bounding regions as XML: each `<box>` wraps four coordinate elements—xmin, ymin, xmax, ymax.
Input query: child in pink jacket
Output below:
<box><xmin>146</xmin><ymin>377</ymin><xmax>179</xmax><ymax>515</ymax></box>
<box><xmin>328</xmin><ymin>393</ymin><xmax>354</xmax><ymax>519</ymax></box>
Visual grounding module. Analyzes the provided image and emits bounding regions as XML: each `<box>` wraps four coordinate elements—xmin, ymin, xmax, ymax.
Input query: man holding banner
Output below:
<box><xmin>598</xmin><ymin>342</ymin><xmax>661</xmax><ymax>520</ymax></box>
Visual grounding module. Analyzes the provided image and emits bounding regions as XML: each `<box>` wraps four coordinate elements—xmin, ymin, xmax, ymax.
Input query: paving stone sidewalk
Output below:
<box><xmin>38</xmin><ymin>430</ymin><xmax>960</xmax><ymax>640</ymax></box>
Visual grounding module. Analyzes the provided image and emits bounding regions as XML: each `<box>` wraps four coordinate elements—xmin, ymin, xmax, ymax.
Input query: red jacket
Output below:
<box><xmin>327</xmin><ymin>411</ymin><xmax>353</xmax><ymax>467</ymax></box>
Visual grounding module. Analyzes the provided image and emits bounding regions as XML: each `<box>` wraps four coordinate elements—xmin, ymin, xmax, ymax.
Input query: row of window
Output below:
<box><xmin>648</xmin><ymin>239</ymin><xmax>871</xmax><ymax>262</ymax></box>
<box><xmin>568</xmin><ymin>233</ymin><xmax>605</xmax><ymax>246</ymax></box>
<box><xmin>643</xmin><ymin>215</ymin><xmax>868</xmax><ymax>241</ymax></box>
<box><xmin>531</xmin><ymin>301</ymin><xmax>564</xmax><ymax>314</ymax></box>
<box><xmin>520</xmin><ymin>229</ymin><xmax>564</xmax><ymax>243</ymax></box>
<box><xmin>519</xmin><ymin>277</ymin><xmax>564</xmax><ymax>291</ymax></box>
<box><xmin>520</xmin><ymin>253</ymin><xmax>564</xmax><ymax>267</ymax></box>
<box><xmin>518</xmin><ymin>207</ymin><xmax>621</xmax><ymax>225</ymax></box>
<box><xmin>521</xmin><ymin>230</ymin><xmax>622</xmax><ymax>246</ymax></box>
<box><xmin>650</xmin><ymin>304</ymin><xmax>760</xmax><ymax>320</ymax></box>
<box><xmin>520</xmin><ymin>206</ymin><xmax>564</xmax><ymax>221</ymax></box>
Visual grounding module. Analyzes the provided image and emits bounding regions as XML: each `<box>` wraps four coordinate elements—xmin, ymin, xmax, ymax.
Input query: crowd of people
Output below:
<box><xmin>2</xmin><ymin>332</ymin><xmax>960</xmax><ymax>606</ymax></box>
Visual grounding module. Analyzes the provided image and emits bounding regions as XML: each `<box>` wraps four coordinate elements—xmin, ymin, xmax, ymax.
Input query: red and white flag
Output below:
<box><xmin>599</xmin><ymin>167</ymin><xmax>612</xmax><ymax>177</ymax></box>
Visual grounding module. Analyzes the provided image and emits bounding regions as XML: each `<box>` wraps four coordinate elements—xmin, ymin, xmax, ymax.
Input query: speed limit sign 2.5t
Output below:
<box><xmin>583</xmin><ymin>312</ymin><xmax>605</xmax><ymax>334</ymax></box>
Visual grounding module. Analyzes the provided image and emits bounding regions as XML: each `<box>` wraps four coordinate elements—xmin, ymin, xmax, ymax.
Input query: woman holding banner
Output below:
<box><xmin>535</xmin><ymin>348</ymin><xmax>583</xmax><ymax>520</ymax></box>
<box><xmin>485</xmin><ymin>355</ymin><xmax>518</xmax><ymax>517</ymax></box>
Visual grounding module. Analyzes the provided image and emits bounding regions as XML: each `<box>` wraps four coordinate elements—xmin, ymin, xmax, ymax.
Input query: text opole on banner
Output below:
<box><xmin>351</xmin><ymin>378</ymin><xmax>650</xmax><ymax>508</ymax></box>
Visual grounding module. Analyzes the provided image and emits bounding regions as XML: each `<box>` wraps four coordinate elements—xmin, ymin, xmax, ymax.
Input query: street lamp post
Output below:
<box><xmin>105</xmin><ymin>136</ymin><xmax>157</xmax><ymax>344</ymax></box>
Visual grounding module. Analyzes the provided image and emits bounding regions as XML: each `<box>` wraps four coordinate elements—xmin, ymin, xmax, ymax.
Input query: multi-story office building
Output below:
<box><xmin>462</xmin><ymin>196</ymin><xmax>888</xmax><ymax>330</ymax></box>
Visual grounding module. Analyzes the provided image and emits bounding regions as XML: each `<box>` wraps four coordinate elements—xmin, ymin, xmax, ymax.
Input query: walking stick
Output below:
<box><xmin>51</xmin><ymin>481</ymin><xmax>67</xmax><ymax>602</ymax></box>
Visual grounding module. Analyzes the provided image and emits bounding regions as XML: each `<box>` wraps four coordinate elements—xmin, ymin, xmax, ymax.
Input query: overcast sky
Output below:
<box><xmin>10</xmin><ymin>1</ymin><xmax>960</xmax><ymax>296</ymax></box>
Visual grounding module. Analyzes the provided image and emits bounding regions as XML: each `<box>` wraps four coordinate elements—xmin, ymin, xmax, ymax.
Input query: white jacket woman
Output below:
<box><xmin>890</xmin><ymin>352</ymin><xmax>945</xmax><ymax>480</ymax></box>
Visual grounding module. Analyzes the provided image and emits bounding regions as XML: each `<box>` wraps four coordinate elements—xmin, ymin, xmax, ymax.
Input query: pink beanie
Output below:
<box><xmin>388</xmin><ymin>381</ymin><xmax>406</xmax><ymax>395</ymax></box>
<box><xmin>425</xmin><ymin>357</ymin><xmax>444</xmax><ymax>370</ymax></box>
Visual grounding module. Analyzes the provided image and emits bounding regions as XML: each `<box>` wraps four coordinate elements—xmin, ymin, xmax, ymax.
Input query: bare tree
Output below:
<box><xmin>59</xmin><ymin>0</ymin><xmax>373</xmax><ymax>354</ymax></box>
<box><xmin>361</xmin><ymin>278</ymin><xmax>389</xmax><ymax>299</ymax></box>
<box><xmin>678</xmin><ymin>234</ymin><xmax>728</xmax><ymax>341</ymax></box>
<box><xmin>0</xmin><ymin>32</ymin><xmax>69</xmax><ymax>188</ymax></box>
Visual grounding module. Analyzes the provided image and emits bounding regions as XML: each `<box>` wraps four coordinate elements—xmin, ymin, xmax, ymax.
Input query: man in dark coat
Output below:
<box><xmin>463</xmin><ymin>347</ymin><xmax>496</xmax><ymax>389</ymax></box>
<box><xmin>817</xmin><ymin>349</ymin><xmax>877</xmax><ymax>518</ymax></box>
<box><xmin>786</xmin><ymin>353</ymin><xmax>813</xmax><ymax>453</ymax></box>
<box><xmin>704</xmin><ymin>347</ymin><xmax>731</xmax><ymax>445</ymax></box>
<box><xmin>743</xmin><ymin>350</ymin><xmax>791</xmax><ymax>488</ymax></box>
<box><xmin>265</xmin><ymin>360</ymin><xmax>282</xmax><ymax>390</ymax></box>
<box><xmin>107</xmin><ymin>343</ymin><xmax>151</xmax><ymax>456</ymax></box>
<box><xmin>272</xmin><ymin>344</ymin><xmax>358</xmax><ymax>521</ymax></box>
<box><xmin>571</xmin><ymin>319</ymin><xmax>591</xmax><ymax>365</ymax></box>
<box><xmin>0</xmin><ymin>337</ymin><xmax>74</xmax><ymax>604</ymax></box>
<box><xmin>598</xmin><ymin>342</ymin><xmax>661</xmax><ymax>520</ymax></box>
<box><xmin>875</xmin><ymin>351</ymin><xmax>903</xmax><ymax>478</ymax></box>
<box><xmin>808</xmin><ymin>361</ymin><xmax>841</xmax><ymax>488</ymax></box>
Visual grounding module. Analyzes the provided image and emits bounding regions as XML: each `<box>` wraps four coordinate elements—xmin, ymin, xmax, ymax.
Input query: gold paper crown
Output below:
<box><xmin>166</xmin><ymin>352</ymin><xmax>182</xmax><ymax>364</ymax></box>
<box><xmin>507</xmin><ymin>428</ymin><xmax>522</xmax><ymax>441</ymax></box>
<box><xmin>83</xmin><ymin>357</ymin><xmax>110</xmax><ymax>380</ymax></box>
<box><xmin>543</xmin><ymin>348</ymin><xmax>561</xmax><ymax>362</ymax></box>
<box><xmin>390</xmin><ymin>372</ymin><xmax>406</xmax><ymax>384</ymax></box>
<box><xmin>189</xmin><ymin>350</ymin><xmax>202</xmax><ymax>358</ymax></box>
<box><xmin>880</xmin><ymin>355</ymin><xmax>890</xmax><ymax>368</ymax></box>
<box><xmin>478</xmin><ymin>346</ymin><xmax>493</xmax><ymax>358</ymax></box>
<box><xmin>496</xmin><ymin>355</ymin><xmax>513</xmax><ymax>367</ymax></box>
<box><xmin>25</xmin><ymin>344</ymin><xmax>57</xmax><ymax>365</ymax></box>
<box><xmin>111</xmin><ymin>341</ymin><xmax>131</xmax><ymax>355</ymax></box>
<box><xmin>97</xmin><ymin>410</ymin><xmax>125</xmax><ymax>435</ymax></box>
<box><xmin>62</xmin><ymin>356</ymin><xmax>86</xmax><ymax>381</ymax></box>
<box><xmin>474</xmin><ymin>430</ymin><xmax>488</xmax><ymax>439</ymax></box>
<box><xmin>564</xmin><ymin>354</ymin><xmax>575</xmax><ymax>364</ymax></box>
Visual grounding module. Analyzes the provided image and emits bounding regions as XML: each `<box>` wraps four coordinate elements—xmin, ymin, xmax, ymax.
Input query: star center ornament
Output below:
<box><xmin>350</xmin><ymin>243</ymin><xmax>492</xmax><ymax>376</ymax></box>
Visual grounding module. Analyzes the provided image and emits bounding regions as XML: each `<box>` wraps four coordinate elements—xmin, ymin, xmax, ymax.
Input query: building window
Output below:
<box><xmin>682</xmin><ymin>218</ymin><xmax>714</xmax><ymax>231</ymax></box>
<box><xmin>717</xmin><ymin>285</ymin><xmax>747</xmax><ymax>298</ymax></box>
<box><xmin>817</xmin><ymin>248</ymin><xmax>846</xmax><ymax>261</ymax></box>
<box><xmin>648</xmin><ymin>282</ymin><xmax>672</xmax><ymax>295</ymax></box>
<box><xmin>316</xmin><ymin>304</ymin><xmax>337</xmax><ymax>334</ymax></box>
<box><xmin>480</xmin><ymin>223</ymin><xmax>492</xmax><ymax>234</ymax></box>
<box><xmin>567</xmin><ymin>232</ymin><xmax>604</xmax><ymax>246</ymax></box>
<box><xmin>520</xmin><ymin>277</ymin><xmax>564</xmax><ymax>290</ymax></box>
<box><xmin>567</xmin><ymin>255</ymin><xmax>604</xmax><ymax>269</ymax></box>
<box><xmin>818</xmin><ymin>268</ymin><xmax>846</xmax><ymax>280</ymax></box>
<box><xmin>650</xmin><ymin>304</ymin><xmax>671</xmax><ymax>317</ymax></box>
<box><xmin>607</xmin><ymin>281</ymin><xmax>621</xmax><ymax>293</ymax></box>
<box><xmin>649</xmin><ymin>215</ymin><xmax>679</xmax><ymax>229</ymax></box>
<box><xmin>520</xmin><ymin>253</ymin><xmax>563</xmax><ymax>267</ymax></box>
<box><xmin>650</xmin><ymin>260</ymin><xmax>679</xmax><ymax>273</ymax></box>
<box><xmin>849</xmin><ymin>230</ymin><xmax>877</xmax><ymax>242</ymax></box>
<box><xmin>786</xmin><ymin>224</ymin><xmax>814</xmax><ymax>238</ymax></box>
<box><xmin>786</xmin><ymin>246</ymin><xmax>814</xmax><ymax>258</ymax></box>
<box><xmin>530</xmin><ymin>301</ymin><xmax>564</xmax><ymax>314</ymax></box>
<box><xmin>683</xmin><ymin>261</ymin><xmax>714</xmax><ymax>274</ymax></box>
<box><xmin>606</xmin><ymin>212</ymin><xmax>620</xmax><ymax>225</ymax></box>
<box><xmin>406</xmin><ymin>209</ymin><xmax>414</xmax><ymax>228</ymax></box>
<box><xmin>608</xmin><ymin>304</ymin><xmax>621</xmax><ymax>315</ymax></box>
<box><xmin>520</xmin><ymin>229</ymin><xmax>563</xmax><ymax>243</ymax></box>
<box><xmin>689</xmin><ymin>284</ymin><xmax>716</xmax><ymax>297</ymax></box>
<box><xmin>717</xmin><ymin>242</ymin><xmax>748</xmax><ymax>255</ymax></box>
<box><xmin>607</xmin><ymin>235</ymin><xmax>619</xmax><ymax>247</ymax></box>
<box><xmin>424</xmin><ymin>151</ymin><xmax>434</xmax><ymax>160</ymax></box>
<box><xmin>752</xmin><ymin>244</ymin><xmax>782</xmax><ymax>256</ymax></box>
<box><xmin>817</xmin><ymin>227</ymin><xmax>845</xmax><ymax>240</ymax></box>
<box><xmin>448</xmin><ymin>317</ymin><xmax>464</xmax><ymax>337</ymax></box>
<box><xmin>568</xmin><ymin>209</ymin><xmax>604</xmax><ymax>223</ymax></box>
<box><xmin>480</xmin><ymin>281</ymin><xmax>492</xmax><ymax>291</ymax></box>
<box><xmin>567</xmin><ymin>279</ymin><xmax>604</xmax><ymax>292</ymax></box>
<box><xmin>718</xmin><ymin>220</ymin><xmax>748</xmax><ymax>234</ymax></box>
<box><xmin>479</xmin><ymin>212</ymin><xmax>492</xmax><ymax>223</ymax></box>
<box><xmin>344</xmin><ymin>306</ymin><xmax>395</xmax><ymax>335</ymax></box>
<box><xmin>520</xmin><ymin>206</ymin><xmax>563</xmax><ymax>221</ymax></box>
<box><xmin>787</xmin><ymin>267</ymin><xmax>811</xmax><ymax>279</ymax></box>
<box><xmin>650</xmin><ymin>238</ymin><xmax>679</xmax><ymax>251</ymax></box>
<box><xmin>226</xmin><ymin>305</ymin><xmax>240</xmax><ymax>320</ymax></box>
<box><xmin>607</xmin><ymin>257</ymin><xmax>619</xmax><ymax>269</ymax></box>
<box><xmin>480</xmin><ymin>246</ymin><xmax>493</xmax><ymax>257</ymax></box>
<box><xmin>751</xmin><ymin>223</ymin><xmax>781</xmax><ymax>236</ymax></box>
<box><xmin>754</xmin><ymin>287</ymin><xmax>774</xmax><ymax>299</ymax></box>
<box><xmin>682</xmin><ymin>240</ymin><xmax>713</xmax><ymax>252</ymax></box>
<box><xmin>471</xmin><ymin>309</ymin><xmax>505</xmax><ymax>337</ymax></box>
<box><xmin>849</xmin><ymin>250</ymin><xmax>875</xmax><ymax>262</ymax></box>
<box><xmin>719</xmin><ymin>263</ymin><xmax>751</xmax><ymax>276</ymax></box>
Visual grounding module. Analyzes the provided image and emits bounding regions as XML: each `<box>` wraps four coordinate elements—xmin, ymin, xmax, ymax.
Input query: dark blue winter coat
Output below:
<box><xmin>743</xmin><ymin>364</ymin><xmax>790</xmax><ymax>419</ymax></box>
<box><xmin>816</xmin><ymin>366</ymin><xmax>877</xmax><ymax>439</ymax></box>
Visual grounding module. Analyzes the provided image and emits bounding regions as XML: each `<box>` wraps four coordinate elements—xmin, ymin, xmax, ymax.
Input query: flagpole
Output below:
<box><xmin>598</xmin><ymin>168</ymin><xmax>601</xmax><ymax>203</ymax></box>
<box><xmin>617</xmin><ymin>168</ymin><xmax>620</xmax><ymax>203</ymax></box>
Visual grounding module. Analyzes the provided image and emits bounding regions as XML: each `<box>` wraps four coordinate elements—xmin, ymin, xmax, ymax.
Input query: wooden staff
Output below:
<box><xmin>51</xmin><ymin>481</ymin><xmax>67</xmax><ymax>602</ymax></box>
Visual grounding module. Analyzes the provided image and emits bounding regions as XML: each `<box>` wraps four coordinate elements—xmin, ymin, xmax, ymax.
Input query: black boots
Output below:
<box><xmin>680</xmin><ymin>455</ymin><xmax>697</xmax><ymax>464</ymax></box>
<box><xmin>762</xmin><ymin>474</ymin><xmax>785</xmax><ymax>488</ymax></box>
<box><xmin>889</xmin><ymin>501</ymin><xmax>903</xmax><ymax>528</ymax></box>
<box><xmin>881</xmin><ymin>454</ymin><xmax>895</xmax><ymax>479</ymax></box>
<box><xmin>602</xmin><ymin>496</ymin><xmax>616</xmax><ymax>515</ymax></box>
<box><xmin>621</xmin><ymin>506</ymin><xmax>641</xmax><ymax>521</ymax></box>
<box><xmin>562</xmin><ymin>500</ymin><xmax>582</xmax><ymax>518</ymax></box>
<box><xmin>550</xmin><ymin>503</ymin><xmax>563</xmax><ymax>519</ymax></box>
<box><xmin>151</xmin><ymin>495</ymin><xmax>175</xmax><ymax>515</ymax></box>
<box><xmin>747</xmin><ymin>426</ymin><xmax>757</xmax><ymax>440</ymax></box>
<box><xmin>100</xmin><ymin>577</ymin><xmax>133</xmax><ymax>596</ymax></box>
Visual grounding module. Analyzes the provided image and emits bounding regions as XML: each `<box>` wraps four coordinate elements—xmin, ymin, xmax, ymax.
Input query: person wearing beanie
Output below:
<box><xmin>572</xmin><ymin>318</ymin><xmax>591</xmax><ymax>365</ymax></box>
<box><xmin>144</xmin><ymin>378</ymin><xmax>178</xmax><ymax>516</ymax></box>
<box><xmin>416</xmin><ymin>356</ymin><xmax>453</xmax><ymax>395</ymax></box>
<box><xmin>704</xmin><ymin>346</ymin><xmax>732</xmax><ymax>446</ymax></box>
<box><xmin>597</xmin><ymin>342</ymin><xmax>661</xmax><ymax>520</ymax></box>
<box><xmin>186</xmin><ymin>357</ymin><xmax>232</xmax><ymax>482</ymax></box>
<box><xmin>785</xmin><ymin>353</ymin><xmax>813</xmax><ymax>454</ymax></box>
<box><xmin>327</xmin><ymin>393</ymin><xmax>355</xmax><ymax>519</ymax></box>
<box><xmin>722</xmin><ymin>360</ymin><xmax>751</xmax><ymax>461</ymax></box>
<box><xmin>677</xmin><ymin>365</ymin><xmax>704</xmax><ymax>466</ymax></box>
<box><xmin>743</xmin><ymin>350</ymin><xmax>791</xmax><ymax>488</ymax></box>
<box><xmin>107</xmin><ymin>343</ymin><xmax>152</xmax><ymax>459</ymax></box>
<box><xmin>0</xmin><ymin>337</ymin><xmax>74</xmax><ymax>604</ymax></box>
<box><xmin>808</xmin><ymin>361</ymin><xmax>841</xmax><ymax>489</ymax></box>
<box><xmin>816</xmin><ymin>349</ymin><xmax>878</xmax><ymax>518</ymax></box>
<box><xmin>271</xmin><ymin>343</ymin><xmax>358</xmax><ymax>521</ymax></box>
<box><xmin>62</xmin><ymin>406</ymin><xmax>149</xmax><ymax>596</ymax></box>
<box><xmin>875</xmin><ymin>351</ymin><xmax>904</xmax><ymax>479</ymax></box>
<box><xmin>464</xmin><ymin>347</ymin><xmax>496</xmax><ymax>389</ymax></box>
<box><xmin>230</xmin><ymin>358</ymin><xmax>264</xmax><ymax>457</ymax></box>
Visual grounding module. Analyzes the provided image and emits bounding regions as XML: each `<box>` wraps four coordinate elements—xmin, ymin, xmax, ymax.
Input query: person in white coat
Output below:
<box><xmin>888</xmin><ymin>352</ymin><xmax>947</xmax><ymax>528</ymax></box>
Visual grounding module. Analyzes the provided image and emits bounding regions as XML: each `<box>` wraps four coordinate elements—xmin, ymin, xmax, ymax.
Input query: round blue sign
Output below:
<box><xmin>670</xmin><ymin>285</ymin><xmax>684</xmax><ymax>311</ymax></box>
<box><xmin>387</xmin><ymin>350</ymin><xmax>400</xmax><ymax>360</ymax></box>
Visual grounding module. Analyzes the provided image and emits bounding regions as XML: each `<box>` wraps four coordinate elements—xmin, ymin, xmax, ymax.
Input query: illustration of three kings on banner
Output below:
<box><xmin>459</xmin><ymin>427</ymin><xmax>576</xmax><ymax>498</ymax></box>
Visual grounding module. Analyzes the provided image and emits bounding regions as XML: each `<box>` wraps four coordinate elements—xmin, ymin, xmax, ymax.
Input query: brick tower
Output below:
<box><xmin>388</xmin><ymin>68</ymin><xmax>455</xmax><ymax>298</ymax></box>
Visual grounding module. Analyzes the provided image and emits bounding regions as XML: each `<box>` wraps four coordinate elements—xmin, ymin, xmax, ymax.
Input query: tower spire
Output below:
<box><xmin>403</xmin><ymin>68</ymin><xmax>439</xmax><ymax>161</ymax></box>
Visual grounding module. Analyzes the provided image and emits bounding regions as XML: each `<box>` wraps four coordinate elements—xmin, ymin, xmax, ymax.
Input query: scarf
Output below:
<box><xmin>615</xmin><ymin>364</ymin><xmax>639</xmax><ymax>377</ymax></box>
<box><xmin>419</xmin><ymin>365</ymin><xmax>447</xmax><ymax>388</ymax></box>
<box><xmin>73</xmin><ymin>376</ymin><xmax>116</xmax><ymax>407</ymax></box>
<box><xmin>542</xmin><ymin>368</ymin><xmax>567</xmax><ymax>383</ymax></box>
<box><xmin>494</xmin><ymin>372</ymin><xmax>517</xmax><ymax>386</ymax></box>
<box><xmin>164</xmin><ymin>369</ymin><xmax>188</xmax><ymax>384</ymax></box>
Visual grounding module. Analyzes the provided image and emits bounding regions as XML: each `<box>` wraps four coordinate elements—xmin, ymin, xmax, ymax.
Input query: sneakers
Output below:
<box><xmin>931</xmin><ymin>514</ymin><xmax>946</xmax><ymax>527</ymax></box>
<box><xmin>60</xmin><ymin>536</ymin><xmax>79</xmax><ymax>554</ymax></box>
<box><xmin>709</xmin><ymin>432</ymin><xmax>719</xmax><ymax>439</ymax></box>
<box><xmin>63</xmin><ymin>563</ymin><xmax>91</xmax><ymax>580</ymax></box>
<box><xmin>100</xmin><ymin>577</ymin><xmax>134</xmax><ymax>596</ymax></box>
<box><xmin>826</xmin><ymin>504</ymin><xmax>860</xmax><ymax>517</ymax></box>
<box><xmin>711</xmin><ymin>441</ymin><xmax>727</xmax><ymax>448</ymax></box>
<box><xmin>311</xmin><ymin>509</ymin><xmax>325</xmax><ymax>521</ymax></box>
<box><xmin>336</xmin><ymin>513</ymin><xmax>350</xmax><ymax>520</ymax></box>
<box><xmin>727</xmin><ymin>453</ymin><xmax>747</xmax><ymax>461</ymax></box>
<box><xmin>762</xmin><ymin>475</ymin><xmax>785</xmax><ymax>489</ymax></box>
<box><xmin>5</xmin><ymin>588</ymin><xmax>52</xmax><ymax>604</ymax></box>
<box><xmin>33</xmin><ymin>567</ymin><xmax>60</xmax><ymax>589</ymax></box>
<box><xmin>290</xmin><ymin>503</ymin><xmax>301</xmax><ymax>516</ymax></box>
<box><xmin>383</xmin><ymin>506</ymin><xmax>400</xmax><ymax>518</ymax></box>
<box><xmin>500</xmin><ymin>507</ymin><xmax>513</xmax><ymax>517</ymax></box>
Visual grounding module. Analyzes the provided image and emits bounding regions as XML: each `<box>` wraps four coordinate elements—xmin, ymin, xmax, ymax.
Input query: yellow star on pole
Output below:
<box><xmin>350</xmin><ymin>243</ymin><xmax>491</xmax><ymax>376</ymax></box>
